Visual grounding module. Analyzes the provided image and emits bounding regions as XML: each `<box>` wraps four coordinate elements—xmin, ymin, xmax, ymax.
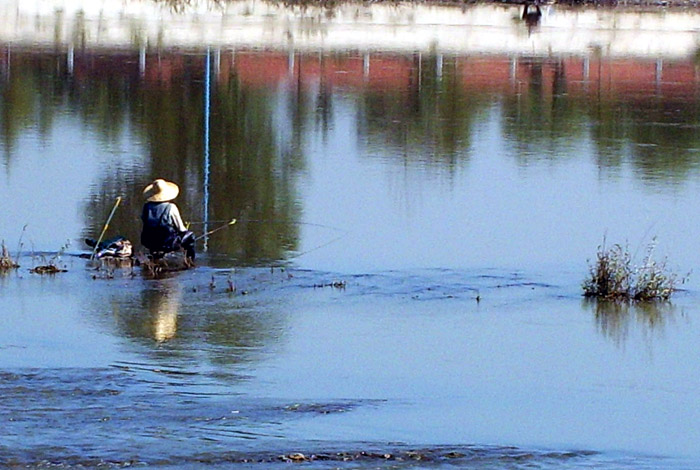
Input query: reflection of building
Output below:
<box><xmin>3</xmin><ymin>45</ymin><xmax>698</xmax><ymax>99</ymax></box>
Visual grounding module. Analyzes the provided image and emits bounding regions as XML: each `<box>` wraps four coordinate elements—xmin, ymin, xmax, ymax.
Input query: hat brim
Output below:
<box><xmin>143</xmin><ymin>180</ymin><xmax>180</xmax><ymax>202</ymax></box>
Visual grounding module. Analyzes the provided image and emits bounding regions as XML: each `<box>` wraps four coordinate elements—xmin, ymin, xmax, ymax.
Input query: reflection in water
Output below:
<box><xmin>118</xmin><ymin>280</ymin><xmax>182</xmax><ymax>343</ymax></box>
<box><xmin>149</xmin><ymin>284</ymin><xmax>180</xmax><ymax>342</ymax></box>
<box><xmin>3</xmin><ymin>45</ymin><xmax>700</xmax><ymax>261</ymax></box>
<box><xmin>105</xmin><ymin>270</ymin><xmax>285</xmax><ymax>368</ymax></box>
<box><xmin>584</xmin><ymin>299</ymin><xmax>678</xmax><ymax>346</ymax></box>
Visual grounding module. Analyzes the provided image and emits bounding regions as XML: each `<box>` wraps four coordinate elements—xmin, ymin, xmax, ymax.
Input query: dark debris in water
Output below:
<box><xmin>183</xmin><ymin>445</ymin><xmax>596</xmax><ymax>468</ymax></box>
<box><xmin>283</xmin><ymin>401</ymin><xmax>365</xmax><ymax>414</ymax></box>
<box><xmin>0</xmin><ymin>446</ymin><xmax>597</xmax><ymax>469</ymax></box>
<box><xmin>29</xmin><ymin>265</ymin><xmax>67</xmax><ymax>274</ymax></box>
<box><xmin>312</xmin><ymin>280</ymin><xmax>347</xmax><ymax>289</ymax></box>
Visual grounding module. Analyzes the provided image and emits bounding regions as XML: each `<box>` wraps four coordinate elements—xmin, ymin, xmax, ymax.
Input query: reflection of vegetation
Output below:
<box><xmin>0</xmin><ymin>49</ymin><xmax>301</xmax><ymax>264</ymax></box>
<box><xmin>206</xmin><ymin>76</ymin><xmax>302</xmax><ymax>262</ymax></box>
<box><xmin>582</xmin><ymin>239</ymin><xmax>684</xmax><ymax>300</ymax></box>
<box><xmin>358</xmin><ymin>54</ymin><xmax>487</xmax><ymax>172</ymax></box>
<box><xmin>502</xmin><ymin>57</ymin><xmax>700</xmax><ymax>182</ymax></box>
<box><xmin>1</xmin><ymin>65</ymin><xmax>40</xmax><ymax>161</ymax></box>
<box><xmin>501</xmin><ymin>58</ymin><xmax>589</xmax><ymax>161</ymax></box>
<box><xmin>5</xmin><ymin>49</ymin><xmax>700</xmax><ymax>263</ymax></box>
<box><xmin>584</xmin><ymin>298</ymin><xmax>677</xmax><ymax>346</ymax></box>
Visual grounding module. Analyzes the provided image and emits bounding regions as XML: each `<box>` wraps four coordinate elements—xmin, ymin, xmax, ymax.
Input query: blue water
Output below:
<box><xmin>3</xmin><ymin>3</ymin><xmax>700</xmax><ymax>468</ymax></box>
<box><xmin>2</xmin><ymin>262</ymin><xmax>700</xmax><ymax>468</ymax></box>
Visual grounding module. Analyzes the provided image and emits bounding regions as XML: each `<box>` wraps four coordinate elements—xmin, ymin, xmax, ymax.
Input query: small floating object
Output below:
<box><xmin>30</xmin><ymin>265</ymin><xmax>67</xmax><ymax>275</ymax></box>
<box><xmin>84</xmin><ymin>236</ymin><xmax>132</xmax><ymax>259</ymax></box>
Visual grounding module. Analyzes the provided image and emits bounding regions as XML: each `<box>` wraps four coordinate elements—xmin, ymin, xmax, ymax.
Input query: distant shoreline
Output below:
<box><xmin>284</xmin><ymin>0</ymin><xmax>700</xmax><ymax>10</ymax></box>
<box><xmin>5</xmin><ymin>0</ymin><xmax>700</xmax><ymax>58</ymax></box>
<box><xmin>154</xmin><ymin>0</ymin><xmax>700</xmax><ymax>10</ymax></box>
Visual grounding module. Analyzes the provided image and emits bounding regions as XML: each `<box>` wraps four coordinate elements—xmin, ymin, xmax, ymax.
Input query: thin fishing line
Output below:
<box><xmin>187</xmin><ymin>218</ymin><xmax>349</xmax><ymax>260</ymax></box>
<box><xmin>187</xmin><ymin>219</ymin><xmax>347</xmax><ymax>233</ymax></box>
<box><xmin>286</xmin><ymin>231</ymin><xmax>350</xmax><ymax>260</ymax></box>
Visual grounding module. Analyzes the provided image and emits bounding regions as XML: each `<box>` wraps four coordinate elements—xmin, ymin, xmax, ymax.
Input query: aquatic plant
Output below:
<box><xmin>30</xmin><ymin>240</ymin><xmax>70</xmax><ymax>275</ymax></box>
<box><xmin>1</xmin><ymin>242</ymin><xmax>19</xmax><ymax>272</ymax></box>
<box><xmin>582</xmin><ymin>238</ymin><xmax>685</xmax><ymax>301</ymax></box>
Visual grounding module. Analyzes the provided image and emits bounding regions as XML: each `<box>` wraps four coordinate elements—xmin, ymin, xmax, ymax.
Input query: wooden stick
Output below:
<box><xmin>91</xmin><ymin>197</ymin><xmax>122</xmax><ymax>260</ymax></box>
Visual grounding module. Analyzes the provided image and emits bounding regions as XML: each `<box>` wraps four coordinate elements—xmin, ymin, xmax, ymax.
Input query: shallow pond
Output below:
<box><xmin>2</xmin><ymin>1</ymin><xmax>700</xmax><ymax>468</ymax></box>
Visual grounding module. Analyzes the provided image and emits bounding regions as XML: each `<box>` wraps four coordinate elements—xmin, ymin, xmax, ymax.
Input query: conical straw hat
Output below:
<box><xmin>143</xmin><ymin>179</ymin><xmax>179</xmax><ymax>202</ymax></box>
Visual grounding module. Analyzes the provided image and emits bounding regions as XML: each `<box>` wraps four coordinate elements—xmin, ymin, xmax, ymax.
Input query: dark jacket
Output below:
<box><xmin>140</xmin><ymin>202</ymin><xmax>186</xmax><ymax>252</ymax></box>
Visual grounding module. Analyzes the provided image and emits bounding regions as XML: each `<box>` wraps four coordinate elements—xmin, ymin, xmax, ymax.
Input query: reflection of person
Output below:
<box><xmin>141</xmin><ymin>179</ymin><xmax>195</xmax><ymax>260</ymax></box>
<box><xmin>150</xmin><ymin>286</ymin><xmax>180</xmax><ymax>342</ymax></box>
<box><xmin>522</xmin><ymin>3</ymin><xmax>542</xmax><ymax>32</ymax></box>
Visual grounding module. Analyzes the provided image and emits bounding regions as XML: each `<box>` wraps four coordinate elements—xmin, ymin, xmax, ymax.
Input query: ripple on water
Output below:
<box><xmin>0</xmin><ymin>368</ymin><xmax>692</xmax><ymax>469</ymax></box>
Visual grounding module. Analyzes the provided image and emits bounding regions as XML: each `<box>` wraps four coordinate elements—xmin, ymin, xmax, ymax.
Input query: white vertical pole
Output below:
<box><xmin>203</xmin><ymin>48</ymin><xmax>211</xmax><ymax>252</ymax></box>
<box><xmin>139</xmin><ymin>45</ymin><xmax>146</xmax><ymax>77</ymax></box>
<box><xmin>67</xmin><ymin>44</ymin><xmax>74</xmax><ymax>75</ymax></box>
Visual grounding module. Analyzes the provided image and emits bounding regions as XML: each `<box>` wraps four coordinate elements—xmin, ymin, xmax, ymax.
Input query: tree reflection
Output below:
<box><xmin>358</xmin><ymin>53</ymin><xmax>487</xmax><ymax>173</ymax></box>
<box><xmin>1</xmin><ymin>56</ymin><xmax>50</xmax><ymax>162</ymax></box>
<box><xmin>501</xmin><ymin>58</ymin><xmax>589</xmax><ymax>161</ymax></box>
<box><xmin>502</xmin><ymin>56</ymin><xmax>700</xmax><ymax>179</ymax></box>
<box><xmin>0</xmin><ymin>48</ymin><xmax>301</xmax><ymax>263</ymax></box>
<box><xmin>3</xmin><ymin>48</ymin><xmax>700</xmax><ymax>261</ymax></box>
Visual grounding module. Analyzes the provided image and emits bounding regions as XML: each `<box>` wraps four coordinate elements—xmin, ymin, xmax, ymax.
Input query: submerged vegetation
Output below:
<box><xmin>582</xmin><ymin>239</ymin><xmax>685</xmax><ymax>301</ymax></box>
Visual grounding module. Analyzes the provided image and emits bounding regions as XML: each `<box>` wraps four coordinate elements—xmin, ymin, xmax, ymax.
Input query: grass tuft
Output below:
<box><xmin>1</xmin><ymin>242</ymin><xmax>19</xmax><ymax>272</ymax></box>
<box><xmin>582</xmin><ymin>238</ymin><xmax>685</xmax><ymax>301</ymax></box>
<box><xmin>30</xmin><ymin>240</ymin><xmax>70</xmax><ymax>275</ymax></box>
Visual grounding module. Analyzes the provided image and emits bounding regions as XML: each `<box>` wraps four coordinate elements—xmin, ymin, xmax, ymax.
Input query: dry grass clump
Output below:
<box><xmin>582</xmin><ymin>239</ymin><xmax>685</xmax><ymax>301</ymax></box>
<box><xmin>1</xmin><ymin>242</ymin><xmax>19</xmax><ymax>272</ymax></box>
<box><xmin>30</xmin><ymin>240</ymin><xmax>70</xmax><ymax>275</ymax></box>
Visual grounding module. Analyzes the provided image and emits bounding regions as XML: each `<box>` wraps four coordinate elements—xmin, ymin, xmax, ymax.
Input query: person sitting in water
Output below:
<box><xmin>141</xmin><ymin>179</ymin><xmax>196</xmax><ymax>260</ymax></box>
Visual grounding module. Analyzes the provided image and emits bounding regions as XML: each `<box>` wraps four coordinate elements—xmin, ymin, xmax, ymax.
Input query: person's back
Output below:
<box><xmin>141</xmin><ymin>201</ymin><xmax>179</xmax><ymax>252</ymax></box>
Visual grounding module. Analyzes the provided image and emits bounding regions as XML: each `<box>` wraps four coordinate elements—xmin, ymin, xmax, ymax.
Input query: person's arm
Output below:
<box><xmin>167</xmin><ymin>204</ymin><xmax>188</xmax><ymax>232</ymax></box>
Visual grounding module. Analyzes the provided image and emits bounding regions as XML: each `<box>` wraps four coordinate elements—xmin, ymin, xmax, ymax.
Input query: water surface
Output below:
<box><xmin>2</xmin><ymin>2</ymin><xmax>700</xmax><ymax>469</ymax></box>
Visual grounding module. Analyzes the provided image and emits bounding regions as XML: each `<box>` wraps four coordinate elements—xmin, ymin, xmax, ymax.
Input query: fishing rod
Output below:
<box><xmin>194</xmin><ymin>218</ymin><xmax>237</xmax><ymax>241</ymax></box>
<box><xmin>91</xmin><ymin>196</ymin><xmax>122</xmax><ymax>260</ymax></box>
